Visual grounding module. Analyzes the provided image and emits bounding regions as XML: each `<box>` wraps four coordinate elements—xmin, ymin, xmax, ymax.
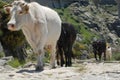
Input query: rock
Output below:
<box><xmin>80</xmin><ymin>50</ymin><xmax>89</xmax><ymax>60</ymax></box>
<box><xmin>0</xmin><ymin>56</ymin><xmax>13</xmax><ymax>66</ymax></box>
<box><xmin>1</xmin><ymin>56</ymin><xmax>13</xmax><ymax>61</ymax></box>
<box><xmin>4</xmin><ymin>65</ymin><xmax>15</xmax><ymax>71</ymax></box>
<box><xmin>0</xmin><ymin>60</ymin><xmax>7</xmax><ymax>66</ymax></box>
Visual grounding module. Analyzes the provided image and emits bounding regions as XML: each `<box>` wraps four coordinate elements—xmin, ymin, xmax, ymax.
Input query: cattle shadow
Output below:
<box><xmin>101</xmin><ymin>71</ymin><xmax>120</xmax><ymax>74</ymax></box>
<box><xmin>16</xmin><ymin>69</ymin><xmax>43</xmax><ymax>73</ymax></box>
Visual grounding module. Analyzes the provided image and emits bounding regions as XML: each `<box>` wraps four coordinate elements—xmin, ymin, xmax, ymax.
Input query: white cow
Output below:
<box><xmin>4</xmin><ymin>0</ymin><xmax>61</xmax><ymax>71</ymax></box>
<box><xmin>106</xmin><ymin>46</ymin><xmax>112</xmax><ymax>61</ymax></box>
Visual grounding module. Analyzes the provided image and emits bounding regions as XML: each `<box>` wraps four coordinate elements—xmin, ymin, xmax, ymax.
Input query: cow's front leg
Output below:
<box><xmin>36</xmin><ymin>49</ymin><xmax>45</xmax><ymax>71</ymax></box>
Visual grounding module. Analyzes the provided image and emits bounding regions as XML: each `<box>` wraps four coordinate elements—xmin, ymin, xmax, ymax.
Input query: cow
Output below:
<box><xmin>4</xmin><ymin>0</ymin><xmax>61</xmax><ymax>71</ymax></box>
<box><xmin>92</xmin><ymin>39</ymin><xmax>106</xmax><ymax>61</ymax></box>
<box><xmin>56</xmin><ymin>22</ymin><xmax>77</xmax><ymax>67</ymax></box>
<box><xmin>106</xmin><ymin>44</ymin><xmax>112</xmax><ymax>61</ymax></box>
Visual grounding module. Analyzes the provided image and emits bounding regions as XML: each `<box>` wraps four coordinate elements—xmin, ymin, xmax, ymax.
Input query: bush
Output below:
<box><xmin>73</xmin><ymin>42</ymin><xmax>86</xmax><ymax>58</ymax></box>
<box><xmin>7</xmin><ymin>58</ymin><xmax>25</xmax><ymax>68</ymax></box>
<box><xmin>0</xmin><ymin>52</ymin><xmax>4</xmax><ymax>58</ymax></box>
<box><xmin>112</xmin><ymin>52</ymin><xmax>120</xmax><ymax>60</ymax></box>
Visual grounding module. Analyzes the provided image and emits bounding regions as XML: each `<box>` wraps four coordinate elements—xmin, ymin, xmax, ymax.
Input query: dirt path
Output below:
<box><xmin>0</xmin><ymin>61</ymin><xmax>120</xmax><ymax>80</ymax></box>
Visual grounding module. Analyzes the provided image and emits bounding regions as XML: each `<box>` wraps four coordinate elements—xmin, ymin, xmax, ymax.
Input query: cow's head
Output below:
<box><xmin>4</xmin><ymin>0</ymin><xmax>29</xmax><ymax>31</ymax></box>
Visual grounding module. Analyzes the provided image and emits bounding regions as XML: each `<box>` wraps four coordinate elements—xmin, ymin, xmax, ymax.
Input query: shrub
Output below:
<box><xmin>112</xmin><ymin>52</ymin><xmax>120</xmax><ymax>60</ymax></box>
<box><xmin>7</xmin><ymin>58</ymin><xmax>25</xmax><ymax>68</ymax></box>
<box><xmin>0</xmin><ymin>52</ymin><xmax>4</xmax><ymax>58</ymax></box>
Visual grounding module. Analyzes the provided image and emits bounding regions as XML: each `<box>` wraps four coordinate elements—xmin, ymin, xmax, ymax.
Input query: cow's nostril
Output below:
<box><xmin>8</xmin><ymin>24</ymin><xmax>15</xmax><ymax>28</ymax></box>
<box><xmin>11</xmin><ymin>24</ymin><xmax>14</xmax><ymax>28</ymax></box>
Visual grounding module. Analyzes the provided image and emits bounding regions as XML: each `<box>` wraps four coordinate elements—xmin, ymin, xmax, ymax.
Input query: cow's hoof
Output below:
<box><xmin>104</xmin><ymin>59</ymin><xmax>106</xmax><ymax>61</ymax></box>
<box><xmin>49</xmin><ymin>66</ymin><xmax>56</xmax><ymax>69</ymax></box>
<box><xmin>57</xmin><ymin>61</ymin><xmax>60</xmax><ymax>66</ymax></box>
<box><xmin>35</xmin><ymin>66</ymin><xmax>44</xmax><ymax>72</ymax></box>
<box><xmin>52</xmin><ymin>66</ymin><xmax>56</xmax><ymax>69</ymax></box>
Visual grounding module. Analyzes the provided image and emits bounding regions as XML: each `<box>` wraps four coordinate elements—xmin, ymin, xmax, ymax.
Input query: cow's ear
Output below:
<box><xmin>24</xmin><ymin>4</ymin><xmax>29</xmax><ymax>13</ymax></box>
<box><xmin>21</xmin><ymin>3</ymin><xmax>29</xmax><ymax>14</ymax></box>
<box><xmin>3</xmin><ymin>4</ymin><xmax>12</xmax><ymax>14</ymax></box>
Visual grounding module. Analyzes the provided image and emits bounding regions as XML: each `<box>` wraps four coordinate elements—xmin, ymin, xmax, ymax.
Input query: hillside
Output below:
<box><xmin>57</xmin><ymin>2</ymin><xmax>119</xmax><ymax>42</ymax></box>
<box><xmin>54</xmin><ymin>1</ymin><xmax>120</xmax><ymax>56</ymax></box>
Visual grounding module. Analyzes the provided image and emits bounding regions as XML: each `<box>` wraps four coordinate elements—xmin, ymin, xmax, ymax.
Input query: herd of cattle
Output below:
<box><xmin>4</xmin><ymin>0</ymin><xmax>112</xmax><ymax>71</ymax></box>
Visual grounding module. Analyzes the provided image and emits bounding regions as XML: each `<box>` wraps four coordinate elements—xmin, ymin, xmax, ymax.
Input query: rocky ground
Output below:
<box><xmin>0</xmin><ymin>57</ymin><xmax>120</xmax><ymax>80</ymax></box>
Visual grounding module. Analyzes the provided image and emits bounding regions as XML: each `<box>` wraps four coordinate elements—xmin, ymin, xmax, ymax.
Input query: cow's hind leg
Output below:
<box><xmin>59</xmin><ymin>48</ymin><xmax>64</xmax><ymax>67</ymax></box>
<box><xmin>56</xmin><ymin>51</ymin><xmax>60</xmax><ymax>66</ymax></box>
<box><xmin>64</xmin><ymin>52</ymin><xmax>68</xmax><ymax>67</ymax></box>
<box><xmin>50</xmin><ymin>45</ymin><xmax>56</xmax><ymax>69</ymax></box>
<box><xmin>67</xmin><ymin>45</ymin><xmax>72</xmax><ymax>67</ymax></box>
<box><xmin>94</xmin><ymin>50</ymin><xmax>98</xmax><ymax>61</ymax></box>
<box><xmin>98</xmin><ymin>52</ymin><xmax>102</xmax><ymax>61</ymax></box>
<box><xmin>63</xmin><ymin>47</ymin><xmax>68</xmax><ymax>67</ymax></box>
<box><xmin>56</xmin><ymin>46</ymin><xmax>64</xmax><ymax>67</ymax></box>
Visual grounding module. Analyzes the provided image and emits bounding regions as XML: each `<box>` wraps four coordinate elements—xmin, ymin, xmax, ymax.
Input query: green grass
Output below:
<box><xmin>7</xmin><ymin>58</ymin><xmax>25</xmax><ymax>68</ymax></box>
<box><xmin>0</xmin><ymin>52</ymin><xmax>5</xmax><ymax>58</ymax></box>
<box><xmin>79</xmin><ymin>23</ymin><xmax>99</xmax><ymax>44</ymax></box>
<box><xmin>112</xmin><ymin>52</ymin><xmax>120</xmax><ymax>60</ymax></box>
<box><xmin>101</xmin><ymin>5</ymin><xmax>117</xmax><ymax>13</ymax></box>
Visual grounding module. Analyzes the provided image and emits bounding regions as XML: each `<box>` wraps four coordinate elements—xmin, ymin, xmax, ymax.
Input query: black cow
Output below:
<box><xmin>56</xmin><ymin>22</ymin><xmax>77</xmax><ymax>67</ymax></box>
<box><xmin>92</xmin><ymin>40</ymin><xmax>106</xmax><ymax>61</ymax></box>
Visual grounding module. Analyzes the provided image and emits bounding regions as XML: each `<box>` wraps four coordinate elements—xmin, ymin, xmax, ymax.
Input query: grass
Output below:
<box><xmin>112</xmin><ymin>52</ymin><xmax>120</xmax><ymax>61</ymax></box>
<box><xmin>73</xmin><ymin>64</ymin><xmax>86</xmax><ymax>72</ymax></box>
<box><xmin>7</xmin><ymin>58</ymin><xmax>25</xmax><ymax>68</ymax></box>
<box><xmin>0</xmin><ymin>52</ymin><xmax>5</xmax><ymax>58</ymax></box>
<box><xmin>80</xmin><ymin>23</ymin><xmax>99</xmax><ymax>44</ymax></box>
<box><xmin>101</xmin><ymin>5</ymin><xmax>117</xmax><ymax>14</ymax></box>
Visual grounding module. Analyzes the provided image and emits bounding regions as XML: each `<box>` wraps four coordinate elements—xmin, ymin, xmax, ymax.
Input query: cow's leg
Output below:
<box><xmin>64</xmin><ymin>52</ymin><xmax>68</xmax><ymax>67</ymax></box>
<box><xmin>36</xmin><ymin>48</ymin><xmax>45</xmax><ymax>71</ymax></box>
<box><xmin>63</xmin><ymin>47</ymin><xmax>68</xmax><ymax>67</ymax></box>
<box><xmin>67</xmin><ymin>45</ymin><xmax>72</xmax><ymax>67</ymax></box>
<box><xmin>59</xmin><ymin>48</ymin><xmax>64</xmax><ymax>67</ymax></box>
<box><xmin>34</xmin><ymin>23</ymin><xmax>48</xmax><ymax>71</ymax></box>
<box><xmin>103</xmin><ymin>51</ymin><xmax>106</xmax><ymax>61</ymax></box>
<box><xmin>68</xmin><ymin>52</ymin><xmax>72</xmax><ymax>66</ymax></box>
<box><xmin>56</xmin><ymin>46</ymin><xmax>64</xmax><ymax>67</ymax></box>
<box><xmin>94</xmin><ymin>50</ymin><xmax>98</xmax><ymax>61</ymax></box>
<box><xmin>98</xmin><ymin>52</ymin><xmax>102</xmax><ymax>61</ymax></box>
<box><xmin>56</xmin><ymin>50</ymin><xmax>60</xmax><ymax>66</ymax></box>
<box><xmin>50</xmin><ymin>45</ymin><xmax>56</xmax><ymax>69</ymax></box>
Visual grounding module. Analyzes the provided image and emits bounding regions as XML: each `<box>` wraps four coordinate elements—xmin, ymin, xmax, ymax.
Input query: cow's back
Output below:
<box><xmin>61</xmin><ymin>23</ymin><xmax>76</xmax><ymax>42</ymax></box>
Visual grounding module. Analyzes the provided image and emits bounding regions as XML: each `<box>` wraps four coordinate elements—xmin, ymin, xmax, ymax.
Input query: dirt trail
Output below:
<box><xmin>0</xmin><ymin>61</ymin><xmax>120</xmax><ymax>80</ymax></box>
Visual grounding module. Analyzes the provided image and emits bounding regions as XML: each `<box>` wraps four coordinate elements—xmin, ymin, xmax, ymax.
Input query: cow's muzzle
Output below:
<box><xmin>7</xmin><ymin>24</ymin><xmax>16</xmax><ymax>31</ymax></box>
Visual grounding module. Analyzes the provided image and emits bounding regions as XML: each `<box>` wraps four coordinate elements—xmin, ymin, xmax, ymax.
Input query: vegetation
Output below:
<box><xmin>112</xmin><ymin>52</ymin><xmax>120</xmax><ymax>60</ymax></box>
<box><xmin>0</xmin><ymin>1</ymin><xmax>27</xmax><ymax>62</ymax></box>
<box><xmin>0</xmin><ymin>52</ymin><xmax>4</xmax><ymax>58</ymax></box>
<box><xmin>7</xmin><ymin>58</ymin><xmax>25</xmax><ymax>68</ymax></box>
